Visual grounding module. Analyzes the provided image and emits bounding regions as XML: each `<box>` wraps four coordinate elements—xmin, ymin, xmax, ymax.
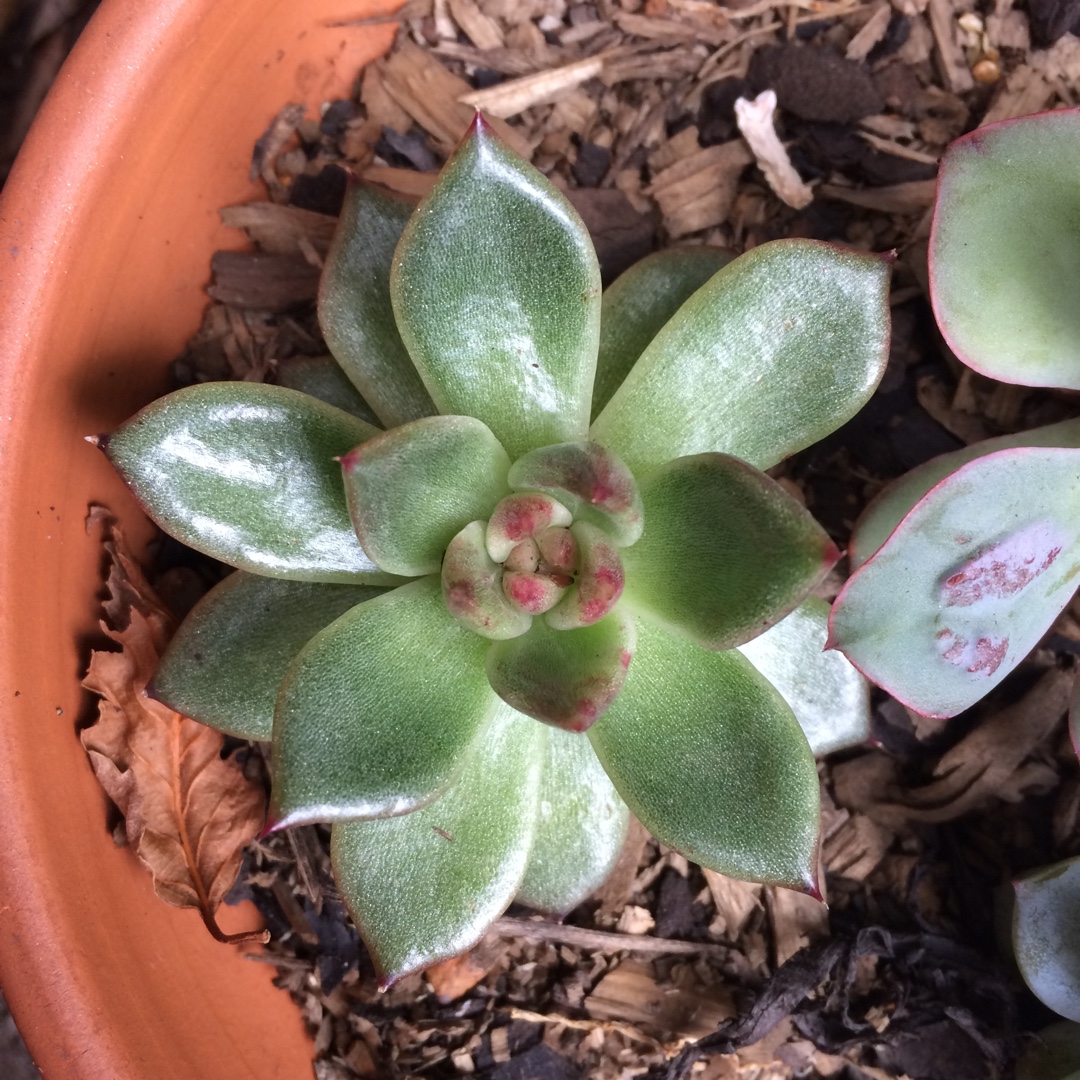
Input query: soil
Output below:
<box><xmin>8</xmin><ymin>0</ymin><xmax>1080</xmax><ymax>1077</ymax></box>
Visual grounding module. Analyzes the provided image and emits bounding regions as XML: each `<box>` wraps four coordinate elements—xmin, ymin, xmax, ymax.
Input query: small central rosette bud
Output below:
<box><xmin>439</xmin><ymin>439</ymin><xmax>642</xmax><ymax>731</ymax></box>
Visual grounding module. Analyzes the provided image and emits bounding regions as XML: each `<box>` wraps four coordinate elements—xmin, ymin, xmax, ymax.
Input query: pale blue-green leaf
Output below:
<box><xmin>486</xmin><ymin>609</ymin><xmax>635</xmax><ymax>731</ymax></box>
<box><xmin>516</xmin><ymin>725</ymin><xmax>629</xmax><ymax>914</ymax></box>
<box><xmin>331</xmin><ymin>701</ymin><xmax>543</xmax><ymax>985</ymax></box>
<box><xmin>588</xmin><ymin>618</ymin><xmax>820</xmax><ymax>890</ymax></box>
<box><xmin>340</xmin><ymin>415</ymin><xmax>511</xmax><ymax>576</ymax></box>
<box><xmin>271</xmin><ymin>577</ymin><xmax>496</xmax><ymax>828</ymax></box>
<box><xmin>390</xmin><ymin>115</ymin><xmax>600</xmax><ymax>460</ymax></box>
<box><xmin>830</xmin><ymin>447</ymin><xmax>1080</xmax><ymax>718</ymax></box>
<box><xmin>850</xmin><ymin>418</ymin><xmax>1080</xmax><ymax>569</ymax></box>
<box><xmin>620</xmin><ymin>453</ymin><xmax>838</xmax><ymax>650</ymax></box>
<box><xmin>103</xmin><ymin>383</ymin><xmax>398</xmax><ymax>583</ymax></box>
<box><xmin>590</xmin><ymin>239</ymin><xmax>891</xmax><ymax>476</ymax></box>
<box><xmin>318</xmin><ymin>183</ymin><xmax>437</xmax><ymax>426</ymax></box>
<box><xmin>154</xmin><ymin>572</ymin><xmax>386</xmax><ymax>741</ymax></box>
<box><xmin>1017</xmin><ymin>1022</ymin><xmax>1080</xmax><ymax>1080</ymax></box>
<box><xmin>737</xmin><ymin>597</ymin><xmax>869</xmax><ymax>756</ymax></box>
<box><xmin>1013</xmin><ymin>857</ymin><xmax>1080</xmax><ymax>1022</ymax></box>
<box><xmin>275</xmin><ymin>354</ymin><xmax>381</xmax><ymax>426</ymax></box>
<box><xmin>931</xmin><ymin>111</ymin><xmax>1080</xmax><ymax>390</ymax></box>
<box><xmin>592</xmin><ymin>246</ymin><xmax>736</xmax><ymax>420</ymax></box>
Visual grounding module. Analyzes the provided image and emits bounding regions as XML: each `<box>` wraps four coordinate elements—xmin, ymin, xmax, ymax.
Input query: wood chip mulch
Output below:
<box><xmin>112</xmin><ymin>0</ymin><xmax>1080</xmax><ymax>1077</ymax></box>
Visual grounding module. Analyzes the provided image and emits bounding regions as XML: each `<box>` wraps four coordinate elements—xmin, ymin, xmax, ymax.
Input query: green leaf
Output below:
<box><xmin>103</xmin><ymin>382</ymin><xmax>398</xmax><ymax>583</ymax></box>
<box><xmin>390</xmin><ymin>115</ymin><xmax>600</xmax><ymax>461</ymax></box>
<box><xmin>849</xmin><ymin>418</ymin><xmax>1080</xmax><ymax>569</ymax></box>
<box><xmin>319</xmin><ymin>183</ymin><xmax>438</xmax><ymax>427</ymax></box>
<box><xmin>271</xmin><ymin>577</ymin><xmax>497</xmax><ymax>828</ymax></box>
<box><xmin>154</xmin><ymin>572</ymin><xmax>387</xmax><ymax>741</ymax></box>
<box><xmin>507</xmin><ymin>441</ymin><xmax>644</xmax><ymax>547</ymax></box>
<box><xmin>275</xmin><ymin>354</ymin><xmax>382</xmax><ymax>426</ymax></box>
<box><xmin>1013</xmin><ymin>857</ymin><xmax>1080</xmax><ymax>1022</ymax></box>
<box><xmin>516</xmin><ymin>725</ymin><xmax>629</xmax><ymax>913</ymax></box>
<box><xmin>1017</xmin><ymin>1022</ymin><xmax>1080</xmax><ymax>1080</ymax></box>
<box><xmin>931</xmin><ymin>111</ymin><xmax>1080</xmax><ymax>390</ymax></box>
<box><xmin>341</xmin><ymin>415</ymin><xmax>511</xmax><ymax>577</ymax></box>
<box><xmin>830</xmin><ymin>447</ymin><xmax>1080</xmax><ymax>718</ymax></box>
<box><xmin>592</xmin><ymin>246</ymin><xmax>736</xmax><ymax>420</ymax></box>
<box><xmin>621</xmin><ymin>454</ymin><xmax>838</xmax><ymax>651</ymax></box>
<box><xmin>737</xmin><ymin>598</ymin><xmax>869</xmax><ymax>756</ymax></box>
<box><xmin>331</xmin><ymin>702</ymin><xmax>543</xmax><ymax>986</ymax></box>
<box><xmin>590</xmin><ymin>240</ymin><xmax>891</xmax><ymax>476</ymax></box>
<box><xmin>486</xmin><ymin>610</ymin><xmax>636</xmax><ymax>731</ymax></box>
<box><xmin>588</xmin><ymin>618</ymin><xmax>821</xmax><ymax>890</ymax></box>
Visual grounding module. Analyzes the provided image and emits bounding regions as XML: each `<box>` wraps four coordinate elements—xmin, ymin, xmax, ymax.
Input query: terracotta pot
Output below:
<box><xmin>0</xmin><ymin>1</ymin><xmax>399</xmax><ymax>1076</ymax></box>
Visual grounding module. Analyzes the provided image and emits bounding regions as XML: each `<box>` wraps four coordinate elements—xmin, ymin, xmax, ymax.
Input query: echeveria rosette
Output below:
<box><xmin>829</xmin><ymin>110</ymin><xmax>1080</xmax><ymax>720</ymax></box>
<box><xmin>104</xmin><ymin>114</ymin><xmax>891</xmax><ymax>984</ymax></box>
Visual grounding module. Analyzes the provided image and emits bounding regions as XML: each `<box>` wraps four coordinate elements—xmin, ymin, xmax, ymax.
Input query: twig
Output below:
<box><xmin>492</xmin><ymin>916</ymin><xmax>732</xmax><ymax>958</ymax></box>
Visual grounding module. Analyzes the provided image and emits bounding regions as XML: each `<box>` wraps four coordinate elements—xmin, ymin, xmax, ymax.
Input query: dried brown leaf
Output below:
<box><xmin>80</xmin><ymin>508</ymin><xmax>268</xmax><ymax>945</ymax></box>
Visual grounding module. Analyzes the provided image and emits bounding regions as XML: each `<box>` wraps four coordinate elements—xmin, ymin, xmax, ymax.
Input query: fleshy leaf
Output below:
<box><xmin>621</xmin><ymin>453</ymin><xmax>839</xmax><ymax>651</ymax></box>
<box><xmin>515</xmin><ymin>725</ymin><xmax>629</xmax><ymax>913</ymax></box>
<box><xmin>319</xmin><ymin>183</ymin><xmax>437</xmax><ymax>426</ymax></box>
<box><xmin>390</xmin><ymin>114</ymin><xmax>600</xmax><ymax>460</ymax></box>
<box><xmin>271</xmin><ymin>577</ymin><xmax>496</xmax><ymax>828</ymax></box>
<box><xmin>1017</xmin><ymin>1022</ymin><xmax>1080</xmax><ymax>1080</ymax></box>
<box><xmin>507</xmin><ymin>441</ymin><xmax>644</xmax><ymax>546</ymax></box>
<box><xmin>737</xmin><ymin>597</ymin><xmax>870</xmax><ymax>756</ymax></box>
<box><xmin>588</xmin><ymin>617</ymin><xmax>820</xmax><ymax>890</ymax></box>
<box><xmin>341</xmin><ymin>416</ymin><xmax>511</xmax><ymax>577</ymax></box>
<box><xmin>590</xmin><ymin>239</ymin><xmax>891</xmax><ymax>476</ymax></box>
<box><xmin>154</xmin><ymin>572</ymin><xmax>386</xmax><ymax>741</ymax></box>
<box><xmin>103</xmin><ymin>383</ymin><xmax>398</xmax><ymax>583</ymax></box>
<box><xmin>931</xmin><ymin>111</ymin><xmax>1080</xmax><ymax>390</ymax></box>
<box><xmin>850</xmin><ymin>417</ymin><xmax>1080</xmax><ymax>570</ymax></box>
<box><xmin>486</xmin><ymin>492</ymin><xmax>573</xmax><ymax>563</ymax></box>
<box><xmin>830</xmin><ymin>447</ymin><xmax>1080</xmax><ymax>718</ymax></box>
<box><xmin>443</xmin><ymin>521</ymin><xmax>533</xmax><ymax>640</ymax></box>
<box><xmin>275</xmin><ymin>354</ymin><xmax>381</xmax><ymax>426</ymax></box>
<box><xmin>592</xmin><ymin>246</ymin><xmax>736</xmax><ymax>420</ymax></box>
<box><xmin>545</xmin><ymin>521</ymin><xmax>626</xmax><ymax>631</ymax></box>
<box><xmin>1013</xmin><ymin>857</ymin><xmax>1080</xmax><ymax>1022</ymax></box>
<box><xmin>331</xmin><ymin>702</ymin><xmax>543</xmax><ymax>986</ymax></box>
<box><xmin>486</xmin><ymin>610</ymin><xmax>636</xmax><ymax>732</ymax></box>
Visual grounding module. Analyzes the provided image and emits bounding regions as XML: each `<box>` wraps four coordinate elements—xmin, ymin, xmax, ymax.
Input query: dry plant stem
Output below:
<box><xmin>200</xmin><ymin>911</ymin><xmax>270</xmax><ymax>946</ymax></box>
<box><xmin>506</xmin><ymin>1006</ymin><xmax>672</xmax><ymax>1053</ymax></box>
<box><xmin>492</xmin><ymin>916</ymin><xmax>732</xmax><ymax>958</ymax></box>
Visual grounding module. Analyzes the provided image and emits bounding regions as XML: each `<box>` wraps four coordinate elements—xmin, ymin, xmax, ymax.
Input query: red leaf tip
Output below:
<box><xmin>468</xmin><ymin>110</ymin><xmax>494</xmax><ymax>139</ymax></box>
<box><xmin>258</xmin><ymin>814</ymin><xmax>284</xmax><ymax>840</ymax></box>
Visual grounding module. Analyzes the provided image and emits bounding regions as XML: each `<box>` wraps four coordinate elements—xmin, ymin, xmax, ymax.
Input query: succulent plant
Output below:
<box><xmin>829</xmin><ymin>109</ymin><xmax>1080</xmax><ymax>720</ymax></box>
<box><xmin>100</xmin><ymin>115</ymin><xmax>890</xmax><ymax>983</ymax></box>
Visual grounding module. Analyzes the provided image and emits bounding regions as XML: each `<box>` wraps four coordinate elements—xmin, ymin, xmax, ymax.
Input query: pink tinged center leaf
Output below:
<box><xmin>940</xmin><ymin>521</ymin><xmax>1064</xmax><ymax>608</ymax></box>
<box><xmin>935</xmin><ymin>628</ymin><xmax>1009</xmax><ymax>677</ymax></box>
<box><xmin>503</xmin><ymin>571</ymin><xmax>570</xmax><ymax>615</ymax></box>
<box><xmin>546</xmin><ymin>523</ymin><xmax>625</xmax><ymax>630</ymax></box>
<box><xmin>486</xmin><ymin>492</ymin><xmax>572</xmax><ymax>562</ymax></box>
<box><xmin>442</xmin><ymin>521</ymin><xmax>532</xmax><ymax>640</ymax></box>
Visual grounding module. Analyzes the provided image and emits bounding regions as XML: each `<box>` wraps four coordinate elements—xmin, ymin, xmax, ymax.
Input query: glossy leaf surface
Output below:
<box><xmin>588</xmin><ymin>618</ymin><xmax>820</xmax><ymax>890</ymax></box>
<box><xmin>830</xmin><ymin>447</ymin><xmax>1080</xmax><ymax>718</ymax></box>
<box><xmin>274</xmin><ymin>354</ymin><xmax>381</xmax><ymax>426</ymax></box>
<box><xmin>931</xmin><ymin>111</ymin><xmax>1080</xmax><ymax>389</ymax></box>
<box><xmin>319</xmin><ymin>183</ymin><xmax>437</xmax><ymax>426</ymax></box>
<box><xmin>850</xmin><ymin>418</ymin><xmax>1080</xmax><ymax>570</ymax></box>
<box><xmin>341</xmin><ymin>416</ymin><xmax>511</xmax><ymax>577</ymax></box>
<box><xmin>331</xmin><ymin>703</ymin><xmax>542</xmax><ymax>985</ymax></box>
<box><xmin>592</xmin><ymin>246</ymin><xmax>736</xmax><ymax>420</ymax></box>
<box><xmin>507</xmin><ymin>441</ymin><xmax>643</xmax><ymax>547</ymax></box>
<box><xmin>737</xmin><ymin>597</ymin><xmax>870</xmax><ymax>755</ymax></box>
<box><xmin>516</xmin><ymin>726</ymin><xmax>629</xmax><ymax>913</ymax></box>
<box><xmin>487</xmin><ymin>610</ymin><xmax>635</xmax><ymax>731</ymax></box>
<box><xmin>1014</xmin><ymin>857</ymin><xmax>1080</xmax><ymax>1022</ymax></box>
<box><xmin>154</xmin><ymin>572</ymin><xmax>386</xmax><ymax>741</ymax></box>
<box><xmin>621</xmin><ymin>453</ymin><xmax>838</xmax><ymax>650</ymax></box>
<box><xmin>105</xmin><ymin>383</ymin><xmax>396</xmax><ymax>583</ymax></box>
<box><xmin>391</xmin><ymin>115</ymin><xmax>600</xmax><ymax>460</ymax></box>
<box><xmin>271</xmin><ymin>577</ymin><xmax>495</xmax><ymax>828</ymax></box>
<box><xmin>590</xmin><ymin>240</ymin><xmax>890</xmax><ymax>476</ymax></box>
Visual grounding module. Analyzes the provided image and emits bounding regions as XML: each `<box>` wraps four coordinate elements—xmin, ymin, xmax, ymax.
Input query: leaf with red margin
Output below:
<box><xmin>829</xmin><ymin>446</ymin><xmax>1080</xmax><ymax>718</ymax></box>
